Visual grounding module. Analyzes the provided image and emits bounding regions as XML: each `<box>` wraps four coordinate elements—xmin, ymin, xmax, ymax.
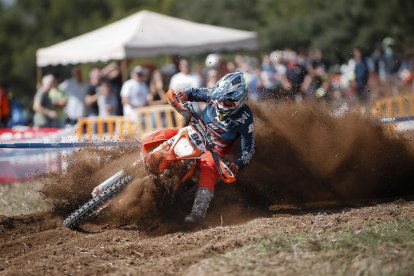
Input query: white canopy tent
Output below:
<box><xmin>36</xmin><ymin>10</ymin><xmax>258</xmax><ymax>67</ymax></box>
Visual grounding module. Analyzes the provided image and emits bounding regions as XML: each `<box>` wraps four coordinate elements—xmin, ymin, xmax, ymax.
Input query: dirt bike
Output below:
<box><xmin>63</xmin><ymin>89</ymin><xmax>236</xmax><ymax>229</ymax></box>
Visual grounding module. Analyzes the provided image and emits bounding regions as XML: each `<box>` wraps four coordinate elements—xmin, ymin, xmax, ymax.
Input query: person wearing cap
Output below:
<box><xmin>120</xmin><ymin>66</ymin><xmax>150</xmax><ymax>122</ymax></box>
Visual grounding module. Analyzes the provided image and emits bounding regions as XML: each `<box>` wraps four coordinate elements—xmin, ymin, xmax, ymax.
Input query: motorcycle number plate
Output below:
<box><xmin>187</xmin><ymin>126</ymin><xmax>206</xmax><ymax>152</ymax></box>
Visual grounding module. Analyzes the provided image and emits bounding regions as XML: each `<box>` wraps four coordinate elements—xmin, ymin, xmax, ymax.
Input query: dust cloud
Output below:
<box><xmin>41</xmin><ymin>147</ymin><xmax>138</xmax><ymax>215</ymax></box>
<box><xmin>238</xmin><ymin>100</ymin><xmax>414</xmax><ymax>207</ymax></box>
<box><xmin>41</xmin><ymin>100</ymin><xmax>414</xmax><ymax>228</ymax></box>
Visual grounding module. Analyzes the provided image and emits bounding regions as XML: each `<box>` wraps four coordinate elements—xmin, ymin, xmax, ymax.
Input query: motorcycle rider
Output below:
<box><xmin>176</xmin><ymin>71</ymin><xmax>255</xmax><ymax>224</ymax></box>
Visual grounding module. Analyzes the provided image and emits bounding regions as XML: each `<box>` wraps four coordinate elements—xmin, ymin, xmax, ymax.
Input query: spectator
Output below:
<box><xmin>382</xmin><ymin>37</ymin><xmax>398</xmax><ymax>78</ymax></box>
<box><xmin>98</xmin><ymin>79</ymin><xmax>119</xmax><ymax>117</ymax></box>
<box><xmin>226</xmin><ymin>61</ymin><xmax>236</xmax><ymax>73</ymax></box>
<box><xmin>302</xmin><ymin>61</ymin><xmax>328</xmax><ymax>101</ymax></box>
<box><xmin>398</xmin><ymin>56</ymin><xmax>414</xmax><ymax>92</ymax></box>
<box><xmin>279</xmin><ymin>64</ymin><xmax>307</xmax><ymax>102</ymax></box>
<box><xmin>84</xmin><ymin>68</ymin><xmax>101</xmax><ymax>117</ymax></box>
<box><xmin>48</xmin><ymin>77</ymin><xmax>67</xmax><ymax>128</ymax></box>
<box><xmin>169</xmin><ymin>58</ymin><xmax>203</xmax><ymax>113</ymax></box>
<box><xmin>369</xmin><ymin>44</ymin><xmax>385</xmax><ymax>99</ymax></box>
<box><xmin>269</xmin><ymin>50</ymin><xmax>287</xmax><ymax>76</ymax></box>
<box><xmin>148</xmin><ymin>70</ymin><xmax>167</xmax><ymax>105</ymax></box>
<box><xmin>120</xmin><ymin>66</ymin><xmax>150</xmax><ymax>122</ymax></box>
<box><xmin>310</xmin><ymin>49</ymin><xmax>329</xmax><ymax>72</ymax></box>
<box><xmin>169</xmin><ymin>59</ymin><xmax>202</xmax><ymax>91</ymax></box>
<box><xmin>353</xmin><ymin>48</ymin><xmax>370</xmax><ymax>102</ymax></box>
<box><xmin>259</xmin><ymin>54</ymin><xmax>278</xmax><ymax>99</ymax></box>
<box><xmin>203</xmin><ymin>54</ymin><xmax>227</xmax><ymax>88</ymax></box>
<box><xmin>33</xmin><ymin>74</ymin><xmax>59</xmax><ymax>128</ymax></box>
<box><xmin>238</xmin><ymin>57</ymin><xmax>260</xmax><ymax>100</ymax></box>
<box><xmin>0</xmin><ymin>84</ymin><xmax>10</xmax><ymax>127</ymax></box>
<box><xmin>7</xmin><ymin>92</ymin><xmax>28</xmax><ymax>127</ymax></box>
<box><xmin>59</xmin><ymin>66</ymin><xmax>89</xmax><ymax>126</ymax></box>
<box><xmin>101</xmin><ymin>62</ymin><xmax>123</xmax><ymax>115</ymax></box>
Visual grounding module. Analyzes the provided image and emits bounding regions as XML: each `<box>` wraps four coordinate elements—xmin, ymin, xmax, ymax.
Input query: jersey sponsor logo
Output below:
<box><xmin>231</xmin><ymin>75</ymin><xmax>242</xmax><ymax>85</ymax></box>
<box><xmin>248</xmin><ymin>123</ymin><xmax>254</xmax><ymax>133</ymax></box>
<box><xmin>240</xmin><ymin>133</ymin><xmax>255</xmax><ymax>166</ymax></box>
<box><xmin>214</xmin><ymin>115</ymin><xmax>230</xmax><ymax>127</ymax></box>
<box><xmin>208</xmin><ymin>123</ymin><xmax>219</xmax><ymax>130</ymax></box>
<box><xmin>207</xmin><ymin>122</ymin><xmax>225</xmax><ymax>134</ymax></box>
<box><xmin>235</xmin><ymin>111</ymin><xmax>251</xmax><ymax>125</ymax></box>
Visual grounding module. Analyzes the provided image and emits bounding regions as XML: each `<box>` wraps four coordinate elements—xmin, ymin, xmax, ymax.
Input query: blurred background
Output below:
<box><xmin>1</xmin><ymin>0</ymin><xmax>413</xmax><ymax>108</ymax></box>
<box><xmin>0</xmin><ymin>0</ymin><xmax>414</xmax><ymax>181</ymax></box>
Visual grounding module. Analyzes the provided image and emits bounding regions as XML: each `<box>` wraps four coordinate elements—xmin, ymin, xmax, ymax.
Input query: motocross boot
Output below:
<box><xmin>184</xmin><ymin>188</ymin><xmax>214</xmax><ymax>224</ymax></box>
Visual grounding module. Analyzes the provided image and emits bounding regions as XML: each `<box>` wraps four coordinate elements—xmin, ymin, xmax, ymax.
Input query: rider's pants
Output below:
<box><xmin>198</xmin><ymin>150</ymin><xmax>219</xmax><ymax>192</ymax></box>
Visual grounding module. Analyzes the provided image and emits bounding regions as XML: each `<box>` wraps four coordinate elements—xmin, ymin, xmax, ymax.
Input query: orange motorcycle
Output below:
<box><xmin>64</xmin><ymin>89</ymin><xmax>235</xmax><ymax>229</ymax></box>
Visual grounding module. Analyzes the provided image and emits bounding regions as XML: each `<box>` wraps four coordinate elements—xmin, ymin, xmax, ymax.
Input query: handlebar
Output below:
<box><xmin>167</xmin><ymin>91</ymin><xmax>215</xmax><ymax>149</ymax></box>
<box><xmin>166</xmin><ymin>89</ymin><xmax>236</xmax><ymax>183</ymax></box>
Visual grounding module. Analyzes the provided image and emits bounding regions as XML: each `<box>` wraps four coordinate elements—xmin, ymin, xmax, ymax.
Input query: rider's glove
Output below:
<box><xmin>228</xmin><ymin>162</ymin><xmax>239</xmax><ymax>176</ymax></box>
<box><xmin>177</xmin><ymin>91</ymin><xmax>189</xmax><ymax>103</ymax></box>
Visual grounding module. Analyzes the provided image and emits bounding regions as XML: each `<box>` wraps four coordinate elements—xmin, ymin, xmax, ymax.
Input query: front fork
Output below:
<box><xmin>91</xmin><ymin>161</ymin><xmax>140</xmax><ymax>197</ymax></box>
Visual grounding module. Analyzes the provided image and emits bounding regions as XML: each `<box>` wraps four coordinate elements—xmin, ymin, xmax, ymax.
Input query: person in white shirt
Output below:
<box><xmin>169</xmin><ymin>59</ymin><xmax>203</xmax><ymax>114</ymax></box>
<box><xmin>58</xmin><ymin>66</ymin><xmax>89</xmax><ymax>125</ymax></box>
<box><xmin>120</xmin><ymin>66</ymin><xmax>150</xmax><ymax>122</ymax></box>
<box><xmin>169</xmin><ymin>59</ymin><xmax>202</xmax><ymax>91</ymax></box>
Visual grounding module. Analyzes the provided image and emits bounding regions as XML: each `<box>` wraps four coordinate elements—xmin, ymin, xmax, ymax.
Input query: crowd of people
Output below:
<box><xmin>0</xmin><ymin>38</ymin><xmax>413</xmax><ymax>129</ymax></box>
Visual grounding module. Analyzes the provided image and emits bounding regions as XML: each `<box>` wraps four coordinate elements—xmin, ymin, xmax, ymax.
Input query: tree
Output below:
<box><xmin>0</xmin><ymin>0</ymin><xmax>413</xmax><ymax>109</ymax></box>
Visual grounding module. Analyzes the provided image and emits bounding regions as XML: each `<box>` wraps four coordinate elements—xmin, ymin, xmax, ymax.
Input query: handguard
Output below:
<box><xmin>166</xmin><ymin>89</ymin><xmax>191</xmax><ymax>124</ymax></box>
<box><xmin>211</xmin><ymin>150</ymin><xmax>236</xmax><ymax>184</ymax></box>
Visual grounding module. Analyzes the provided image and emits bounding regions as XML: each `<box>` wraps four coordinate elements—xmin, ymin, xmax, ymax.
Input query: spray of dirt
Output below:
<box><xmin>40</xmin><ymin>100</ymin><xmax>414</xmax><ymax>230</ymax></box>
<box><xmin>41</xmin><ymin>146</ymin><xmax>138</xmax><ymax>215</ymax></box>
<box><xmin>238</xmin><ymin>100</ymin><xmax>414</xmax><ymax>207</ymax></box>
<box><xmin>41</xmin><ymin>145</ymin><xmax>187</xmax><ymax>230</ymax></box>
<box><xmin>104</xmin><ymin>167</ymin><xmax>182</xmax><ymax>228</ymax></box>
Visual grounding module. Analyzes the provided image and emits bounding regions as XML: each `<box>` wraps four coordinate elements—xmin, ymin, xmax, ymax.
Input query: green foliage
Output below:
<box><xmin>0</xmin><ymin>0</ymin><xmax>413</xmax><ymax>106</ymax></box>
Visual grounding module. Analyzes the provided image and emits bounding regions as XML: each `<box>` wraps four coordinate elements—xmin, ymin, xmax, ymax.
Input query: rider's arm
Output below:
<box><xmin>182</xmin><ymin>87</ymin><xmax>211</xmax><ymax>103</ymax></box>
<box><xmin>235</xmin><ymin>107</ymin><xmax>255</xmax><ymax>170</ymax></box>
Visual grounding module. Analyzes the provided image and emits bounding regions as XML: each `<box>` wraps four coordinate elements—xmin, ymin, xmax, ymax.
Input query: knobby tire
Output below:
<box><xmin>63</xmin><ymin>175</ymin><xmax>133</xmax><ymax>229</ymax></box>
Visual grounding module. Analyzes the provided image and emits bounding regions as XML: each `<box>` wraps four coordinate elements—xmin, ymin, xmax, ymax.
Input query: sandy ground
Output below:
<box><xmin>0</xmin><ymin>188</ymin><xmax>413</xmax><ymax>275</ymax></box>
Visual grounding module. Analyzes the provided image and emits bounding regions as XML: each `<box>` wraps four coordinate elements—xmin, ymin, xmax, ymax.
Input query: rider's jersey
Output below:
<box><xmin>183</xmin><ymin>87</ymin><xmax>255</xmax><ymax>169</ymax></box>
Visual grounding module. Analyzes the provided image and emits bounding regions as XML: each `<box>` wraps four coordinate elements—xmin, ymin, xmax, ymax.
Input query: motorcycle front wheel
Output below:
<box><xmin>63</xmin><ymin>175</ymin><xmax>133</xmax><ymax>229</ymax></box>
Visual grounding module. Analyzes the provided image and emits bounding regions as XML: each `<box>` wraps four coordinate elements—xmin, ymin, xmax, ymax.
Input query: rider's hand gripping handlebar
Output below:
<box><xmin>166</xmin><ymin>89</ymin><xmax>192</xmax><ymax>125</ymax></box>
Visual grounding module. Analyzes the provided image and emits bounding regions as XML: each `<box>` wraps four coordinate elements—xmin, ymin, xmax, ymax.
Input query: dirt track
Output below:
<box><xmin>0</xmin><ymin>199</ymin><xmax>413</xmax><ymax>275</ymax></box>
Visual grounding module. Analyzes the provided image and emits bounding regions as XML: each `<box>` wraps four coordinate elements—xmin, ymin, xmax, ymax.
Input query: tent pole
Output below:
<box><xmin>121</xmin><ymin>59</ymin><xmax>128</xmax><ymax>82</ymax></box>
<box><xmin>36</xmin><ymin>67</ymin><xmax>43</xmax><ymax>88</ymax></box>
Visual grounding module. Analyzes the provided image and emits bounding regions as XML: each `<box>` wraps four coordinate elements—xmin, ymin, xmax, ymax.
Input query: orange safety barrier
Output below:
<box><xmin>135</xmin><ymin>105</ymin><xmax>185</xmax><ymax>138</ymax></box>
<box><xmin>372</xmin><ymin>94</ymin><xmax>414</xmax><ymax>118</ymax></box>
<box><xmin>76</xmin><ymin>116</ymin><xmax>136</xmax><ymax>140</ymax></box>
<box><xmin>76</xmin><ymin>105</ymin><xmax>185</xmax><ymax>140</ymax></box>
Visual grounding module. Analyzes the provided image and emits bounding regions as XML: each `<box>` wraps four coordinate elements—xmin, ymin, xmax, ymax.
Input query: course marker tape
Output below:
<box><xmin>0</xmin><ymin>141</ymin><xmax>139</xmax><ymax>149</ymax></box>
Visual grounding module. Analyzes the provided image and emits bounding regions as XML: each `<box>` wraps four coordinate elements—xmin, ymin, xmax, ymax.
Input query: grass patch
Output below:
<box><xmin>188</xmin><ymin>220</ymin><xmax>414</xmax><ymax>275</ymax></box>
<box><xmin>0</xmin><ymin>181</ymin><xmax>50</xmax><ymax>216</ymax></box>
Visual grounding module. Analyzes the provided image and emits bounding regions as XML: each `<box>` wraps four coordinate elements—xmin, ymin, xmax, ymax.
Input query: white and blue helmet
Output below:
<box><xmin>210</xmin><ymin>72</ymin><xmax>248</xmax><ymax>121</ymax></box>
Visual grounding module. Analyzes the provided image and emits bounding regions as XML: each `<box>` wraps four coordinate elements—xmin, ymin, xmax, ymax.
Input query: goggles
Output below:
<box><xmin>217</xmin><ymin>100</ymin><xmax>237</xmax><ymax>110</ymax></box>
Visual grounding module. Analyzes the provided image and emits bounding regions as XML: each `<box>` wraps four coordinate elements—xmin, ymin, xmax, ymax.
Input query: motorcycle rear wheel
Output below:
<box><xmin>63</xmin><ymin>175</ymin><xmax>133</xmax><ymax>229</ymax></box>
